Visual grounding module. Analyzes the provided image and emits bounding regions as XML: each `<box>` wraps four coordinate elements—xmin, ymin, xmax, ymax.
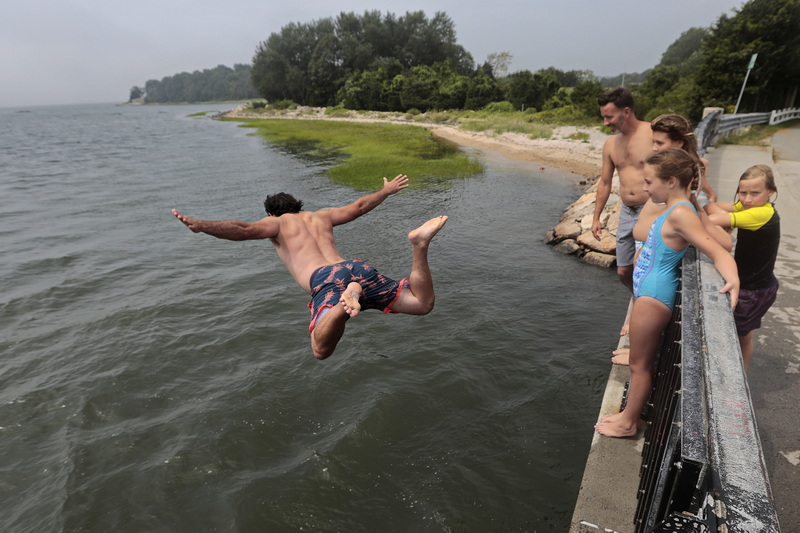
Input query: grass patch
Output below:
<box><xmin>565</xmin><ymin>131</ymin><xmax>590</xmax><ymax>142</ymax></box>
<box><xmin>459</xmin><ymin>116</ymin><xmax>554</xmax><ymax>138</ymax></box>
<box><xmin>324</xmin><ymin>105</ymin><xmax>356</xmax><ymax>117</ymax></box>
<box><xmin>230</xmin><ymin>118</ymin><xmax>483</xmax><ymax>189</ymax></box>
<box><xmin>719</xmin><ymin>119</ymin><xmax>800</xmax><ymax>146</ymax></box>
<box><xmin>423</xmin><ymin>106</ymin><xmax>598</xmax><ymax>135</ymax></box>
<box><xmin>187</xmin><ymin>111</ymin><xmax>210</xmax><ymax>117</ymax></box>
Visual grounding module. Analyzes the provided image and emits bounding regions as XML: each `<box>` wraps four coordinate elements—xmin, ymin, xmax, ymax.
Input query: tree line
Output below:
<box><xmin>129</xmin><ymin>64</ymin><xmax>258</xmax><ymax>104</ymax></box>
<box><xmin>249</xmin><ymin>0</ymin><xmax>798</xmax><ymax>121</ymax></box>
<box><xmin>249</xmin><ymin>10</ymin><xmax>599</xmax><ymax>114</ymax></box>
<box><xmin>131</xmin><ymin>0</ymin><xmax>798</xmax><ymax>122</ymax></box>
<box><xmin>626</xmin><ymin>0</ymin><xmax>799</xmax><ymax>121</ymax></box>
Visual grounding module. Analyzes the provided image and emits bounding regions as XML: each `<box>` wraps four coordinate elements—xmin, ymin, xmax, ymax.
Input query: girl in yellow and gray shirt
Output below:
<box><xmin>705</xmin><ymin>164</ymin><xmax>780</xmax><ymax>370</ymax></box>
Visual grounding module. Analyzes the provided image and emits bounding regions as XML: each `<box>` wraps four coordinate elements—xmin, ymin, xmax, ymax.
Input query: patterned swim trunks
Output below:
<box><xmin>307</xmin><ymin>260</ymin><xmax>409</xmax><ymax>332</ymax></box>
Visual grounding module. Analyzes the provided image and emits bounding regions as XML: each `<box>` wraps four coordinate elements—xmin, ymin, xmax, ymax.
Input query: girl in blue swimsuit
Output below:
<box><xmin>596</xmin><ymin>149</ymin><xmax>740</xmax><ymax>438</ymax></box>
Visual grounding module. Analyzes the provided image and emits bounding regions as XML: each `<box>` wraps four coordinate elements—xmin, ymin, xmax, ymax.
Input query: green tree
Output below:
<box><xmin>400</xmin><ymin>65</ymin><xmax>439</xmax><ymax>111</ymax></box>
<box><xmin>543</xmin><ymin>87</ymin><xmax>572</xmax><ymax>110</ymax></box>
<box><xmin>539</xmin><ymin>67</ymin><xmax>584</xmax><ymax>88</ymax></box>
<box><xmin>502</xmin><ymin>69</ymin><xmax>560</xmax><ymax>111</ymax></box>
<box><xmin>636</xmin><ymin>27</ymin><xmax>708</xmax><ymax>120</ymax></box>
<box><xmin>644</xmin><ymin>77</ymin><xmax>703</xmax><ymax>122</ymax></box>
<box><xmin>252</xmin><ymin>20</ymin><xmax>333</xmax><ymax>103</ymax></box>
<box><xmin>637</xmin><ymin>64</ymin><xmax>680</xmax><ymax>115</ymax></box>
<box><xmin>251</xmin><ymin>10</ymin><xmax>474</xmax><ymax>106</ymax></box>
<box><xmin>128</xmin><ymin>86</ymin><xmax>144</xmax><ymax>102</ymax></box>
<box><xmin>140</xmin><ymin>64</ymin><xmax>257</xmax><ymax>103</ymax></box>
<box><xmin>464</xmin><ymin>67</ymin><xmax>504</xmax><ymax>110</ymax></box>
<box><xmin>433</xmin><ymin>61</ymin><xmax>470</xmax><ymax>109</ymax></box>
<box><xmin>308</xmin><ymin>33</ymin><xmax>345</xmax><ymax>106</ymax></box>
<box><xmin>698</xmin><ymin>0</ymin><xmax>800</xmax><ymax>111</ymax></box>
<box><xmin>569</xmin><ymin>78</ymin><xmax>604</xmax><ymax>118</ymax></box>
<box><xmin>338</xmin><ymin>69</ymin><xmax>387</xmax><ymax>110</ymax></box>
<box><xmin>660</xmin><ymin>27</ymin><xmax>707</xmax><ymax>71</ymax></box>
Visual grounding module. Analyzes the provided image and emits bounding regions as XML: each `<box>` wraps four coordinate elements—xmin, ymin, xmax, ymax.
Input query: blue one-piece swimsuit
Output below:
<box><xmin>633</xmin><ymin>201</ymin><xmax>696</xmax><ymax>310</ymax></box>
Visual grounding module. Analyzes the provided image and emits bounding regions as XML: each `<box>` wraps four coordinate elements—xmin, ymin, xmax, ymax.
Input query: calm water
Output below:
<box><xmin>0</xmin><ymin>103</ymin><xmax>628</xmax><ymax>532</ymax></box>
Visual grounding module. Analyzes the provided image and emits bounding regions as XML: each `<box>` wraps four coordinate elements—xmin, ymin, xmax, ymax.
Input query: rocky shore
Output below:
<box><xmin>543</xmin><ymin>177</ymin><xmax>622</xmax><ymax>269</ymax></box>
<box><xmin>222</xmin><ymin>105</ymin><xmax>623</xmax><ymax>268</ymax></box>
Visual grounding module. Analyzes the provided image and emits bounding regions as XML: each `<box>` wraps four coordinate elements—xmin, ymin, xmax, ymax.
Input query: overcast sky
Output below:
<box><xmin>1</xmin><ymin>0</ymin><xmax>747</xmax><ymax>108</ymax></box>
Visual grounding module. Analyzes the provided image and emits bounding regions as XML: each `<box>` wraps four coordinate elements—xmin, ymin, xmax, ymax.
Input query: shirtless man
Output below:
<box><xmin>592</xmin><ymin>87</ymin><xmax>653</xmax><ymax>292</ymax></box>
<box><xmin>172</xmin><ymin>174</ymin><xmax>448</xmax><ymax>360</ymax></box>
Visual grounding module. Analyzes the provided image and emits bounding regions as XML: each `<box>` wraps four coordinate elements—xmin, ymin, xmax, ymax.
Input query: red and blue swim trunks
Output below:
<box><xmin>307</xmin><ymin>260</ymin><xmax>409</xmax><ymax>332</ymax></box>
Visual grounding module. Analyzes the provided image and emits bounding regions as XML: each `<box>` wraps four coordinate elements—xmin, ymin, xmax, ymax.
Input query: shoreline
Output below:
<box><xmin>428</xmin><ymin>125</ymin><xmax>605</xmax><ymax>178</ymax></box>
<box><xmin>221</xmin><ymin>106</ymin><xmax>607</xmax><ymax>179</ymax></box>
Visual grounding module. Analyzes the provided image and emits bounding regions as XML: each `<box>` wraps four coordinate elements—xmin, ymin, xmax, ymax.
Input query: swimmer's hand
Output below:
<box><xmin>173</xmin><ymin>209</ymin><xmax>203</xmax><ymax>232</ymax></box>
<box><xmin>382</xmin><ymin>174</ymin><xmax>409</xmax><ymax>195</ymax></box>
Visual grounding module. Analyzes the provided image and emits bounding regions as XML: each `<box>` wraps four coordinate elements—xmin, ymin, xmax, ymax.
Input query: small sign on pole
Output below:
<box><xmin>734</xmin><ymin>54</ymin><xmax>758</xmax><ymax>115</ymax></box>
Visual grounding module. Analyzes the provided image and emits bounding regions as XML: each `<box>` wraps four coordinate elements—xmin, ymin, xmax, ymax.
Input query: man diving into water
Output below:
<box><xmin>172</xmin><ymin>174</ymin><xmax>448</xmax><ymax>360</ymax></box>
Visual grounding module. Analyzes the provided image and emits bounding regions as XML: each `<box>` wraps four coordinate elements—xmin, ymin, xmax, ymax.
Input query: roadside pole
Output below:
<box><xmin>734</xmin><ymin>53</ymin><xmax>758</xmax><ymax>114</ymax></box>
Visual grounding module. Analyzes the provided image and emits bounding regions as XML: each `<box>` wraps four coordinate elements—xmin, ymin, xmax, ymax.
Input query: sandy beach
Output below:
<box><xmin>428</xmin><ymin>125</ymin><xmax>606</xmax><ymax>178</ymax></box>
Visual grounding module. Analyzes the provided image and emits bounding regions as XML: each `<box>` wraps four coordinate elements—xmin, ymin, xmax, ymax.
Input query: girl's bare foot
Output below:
<box><xmin>340</xmin><ymin>282</ymin><xmax>362</xmax><ymax>318</ymax></box>
<box><xmin>600</xmin><ymin>412</ymin><xmax>623</xmax><ymax>424</ymax></box>
<box><xmin>408</xmin><ymin>216</ymin><xmax>448</xmax><ymax>245</ymax></box>
<box><xmin>611</xmin><ymin>348</ymin><xmax>630</xmax><ymax>366</ymax></box>
<box><xmin>595</xmin><ymin>415</ymin><xmax>639</xmax><ymax>438</ymax></box>
<box><xmin>620</xmin><ymin>319</ymin><xmax>630</xmax><ymax>336</ymax></box>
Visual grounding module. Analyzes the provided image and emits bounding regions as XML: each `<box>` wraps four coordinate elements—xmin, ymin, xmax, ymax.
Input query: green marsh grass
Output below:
<box><xmin>233</xmin><ymin>119</ymin><xmax>484</xmax><ymax>189</ymax></box>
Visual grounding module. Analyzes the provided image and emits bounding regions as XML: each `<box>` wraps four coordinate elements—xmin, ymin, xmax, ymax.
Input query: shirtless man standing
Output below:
<box><xmin>592</xmin><ymin>87</ymin><xmax>653</xmax><ymax>291</ymax></box>
<box><xmin>172</xmin><ymin>174</ymin><xmax>448</xmax><ymax>360</ymax></box>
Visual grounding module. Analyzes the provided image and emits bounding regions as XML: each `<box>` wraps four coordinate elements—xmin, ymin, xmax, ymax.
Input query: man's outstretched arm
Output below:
<box><xmin>326</xmin><ymin>174</ymin><xmax>409</xmax><ymax>226</ymax></box>
<box><xmin>172</xmin><ymin>209</ymin><xmax>279</xmax><ymax>240</ymax></box>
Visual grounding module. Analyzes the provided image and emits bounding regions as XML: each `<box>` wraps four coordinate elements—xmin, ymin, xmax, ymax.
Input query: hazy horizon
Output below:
<box><xmin>2</xmin><ymin>0</ymin><xmax>746</xmax><ymax>108</ymax></box>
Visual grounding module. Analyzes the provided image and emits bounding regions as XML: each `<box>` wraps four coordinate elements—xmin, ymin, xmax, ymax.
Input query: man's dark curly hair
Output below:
<box><xmin>598</xmin><ymin>86</ymin><xmax>635</xmax><ymax>110</ymax></box>
<box><xmin>264</xmin><ymin>193</ymin><xmax>303</xmax><ymax>216</ymax></box>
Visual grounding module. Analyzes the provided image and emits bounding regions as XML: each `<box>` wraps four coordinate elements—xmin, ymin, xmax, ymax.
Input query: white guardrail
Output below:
<box><xmin>770</xmin><ymin>107</ymin><xmax>800</xmax><ymax>125</ymax></box>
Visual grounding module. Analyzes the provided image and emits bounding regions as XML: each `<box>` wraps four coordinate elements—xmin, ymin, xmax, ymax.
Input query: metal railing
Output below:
<box><xmin>718</xmin><ymin>112</ymin><xmax>772</xmax><ymax>135</ymax></box>
<box><xmin>633</xmin><ymin>248</ymin><xmax>780</xmax><ymax>532</ymax></box>
<box><xmin>695</xmin><ymin>106</ymin><xmax>799</xmax><ymax>155</ymax></box>
<box><xmin>695</xmin><ymin>109</ymin><xmax>723</xmax><ymax>156</ymax></box>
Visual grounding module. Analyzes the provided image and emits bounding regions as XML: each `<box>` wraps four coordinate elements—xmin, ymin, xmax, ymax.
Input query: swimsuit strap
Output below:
<box><xmin>649</xmin><ymin>201</ymin><xmax>690</xmax><ymax>233</ymax></box>
<box><xmin>663</xmin><ymin>200</ymin><xmax>696</xmax><ymax>216</ymax></box>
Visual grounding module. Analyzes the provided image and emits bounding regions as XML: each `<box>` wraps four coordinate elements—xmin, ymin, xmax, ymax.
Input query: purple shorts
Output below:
<box><xmin>307</xmin><ymin>260</ymin><xmax>408</xmax><ymax>332</ymax></box>
<box><xmin>734</xmin><ymin>278</ymin><xmax>779</xmax><ymax>336</ymax></box>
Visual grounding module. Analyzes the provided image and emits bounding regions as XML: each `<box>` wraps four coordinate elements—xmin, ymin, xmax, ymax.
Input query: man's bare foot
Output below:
<box><xmin>340</xmin><ymin>282</ymin><xmax>363</xmax><ymax>318</ymax></box>
<box><xmin>409</xmin><ymin>216</ymin><xmax>448</xmax><ymax>245</ymax></box>
<box><xmin>595</xmin><ymin>415</ymin><xmax>639</xmax><ymax>438</ymax></box>
<box><xmin>611</xmin><ymin>348</ymin><xmax>630</xmax><ymax>366</ymax></box>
